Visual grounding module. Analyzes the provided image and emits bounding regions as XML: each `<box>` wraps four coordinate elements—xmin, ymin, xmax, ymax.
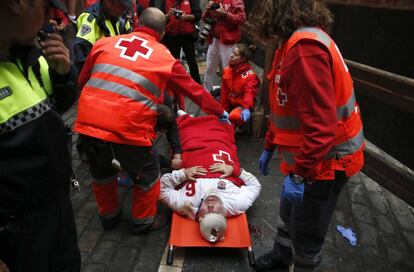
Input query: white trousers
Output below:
<box><xmin>203</xmin><ymin>38</ymin><xmax>235</xmax><ymax>91</ymax></box>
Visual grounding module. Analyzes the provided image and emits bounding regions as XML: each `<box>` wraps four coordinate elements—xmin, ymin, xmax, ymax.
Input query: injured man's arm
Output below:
<box><xmin>160</xmin><ymin>164</ymin><xmax>261</xmax><ymax>218</ymax></box>
<box><xmin>159</xmin><ymin>113</ymin><xmax>261</xmax><ymax>242</ymax></box>
<box><xmin>159</xmin><ymin>164</ymin><xmax>261</xmax><ymax>242</ymax></box>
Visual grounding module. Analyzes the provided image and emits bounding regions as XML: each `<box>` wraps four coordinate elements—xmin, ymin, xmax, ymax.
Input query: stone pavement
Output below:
<box><xmin>62</xmin><ymin>59</ymin><xmax>414</xmax><ymax>271</ymax></box>
<box><xmin>63</xmin><ymin>101</ymin><xmax>414</xmax><ymax>272</ymax></box>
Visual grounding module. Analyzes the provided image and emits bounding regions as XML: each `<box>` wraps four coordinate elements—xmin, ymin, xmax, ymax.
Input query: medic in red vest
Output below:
<box><xmin>74</xmin><ymin>8</ymin><xmax>229</xmax><ymax>234</ymax></box>
<box><xmin>219</xmin><ymin>43</ymin><xmax>260</xmax><ymax>127</ymax></box>
<box><xmin>249</xmin><ymin>1</ymin><xmax>365</xmax><ymax>271</ymax></box>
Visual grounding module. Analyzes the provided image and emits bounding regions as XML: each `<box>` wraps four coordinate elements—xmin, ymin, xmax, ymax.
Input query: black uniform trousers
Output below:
<box><xmin>0</xmin><ymin>191</ymin><xmax>80</xmax><ymax>272</ymax></box>
<box><xmin>272</xmin><ymin>171</ymin><xmax>348</xmax><ymax>271</ymax></box>
<box><xmin>162</xmin><ymin>33</ymin><xmax>201</xmax><ymax>84</ymax></box>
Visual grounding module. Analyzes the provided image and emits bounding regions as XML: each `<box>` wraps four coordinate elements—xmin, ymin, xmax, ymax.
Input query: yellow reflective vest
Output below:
<box><xmin>0</xmin><ymin>56</ymin><xmax>53</xmax><ymax>134</ymax></box>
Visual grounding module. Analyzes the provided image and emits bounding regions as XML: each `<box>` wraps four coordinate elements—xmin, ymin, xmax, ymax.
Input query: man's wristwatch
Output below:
<box><xmin>289</xmin><ymin>173</ymin><xmax>305</xmax><ymax>184</ymax></box>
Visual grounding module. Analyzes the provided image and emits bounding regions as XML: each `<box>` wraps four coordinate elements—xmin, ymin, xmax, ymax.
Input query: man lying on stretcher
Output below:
<box><xmin>160</xmin><ymin>111</ymin><xmax>261</xmax><ymax>243</ymax></box>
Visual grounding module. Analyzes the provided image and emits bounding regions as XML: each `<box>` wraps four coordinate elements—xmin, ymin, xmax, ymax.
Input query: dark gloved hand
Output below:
<box><xmin>281</xmin><ymin>175</ymin><xmax>305</xmax><ymax>202</ymax></box>
<box><xmin>219</xmin><ymin>111</ymin><xmax>231</xmax><ymax>124</ymax></box>
<box><xmin>258</xmin><ymin>149</ymin><xmax>272</xmax><ymax>175</ymax></box>
<box><xmin>241</xmin><ymin>109</ymin><xmax>251</xmax><ymax>122</ymax></box>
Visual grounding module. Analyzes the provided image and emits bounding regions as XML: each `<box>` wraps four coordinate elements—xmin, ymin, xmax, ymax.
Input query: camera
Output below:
<box><xmin>199</xmin><ymin>17</ymin><xmax>215</xmax><ymax>44</ymax></box>
<box><xmin>170</xmin><ymin>8</ymin><xmax>184</xmax><ymax>18</ymax></box>
<box><xmin>210</xmin><ymin>2</ymin><xmax>220</xmax><ymax>10</ymax></box>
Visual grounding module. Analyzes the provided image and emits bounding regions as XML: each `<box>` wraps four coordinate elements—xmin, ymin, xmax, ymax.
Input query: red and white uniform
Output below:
<box><xmin>74</xmin><ymin>27</ymin><xmax>224</xmax><ymax>225</ymax></box>
<box><xmin>178</xmin><ymin>114</ymin><xmax>243</xmax><ymax>185</ymax></box>
<box><xmin>220</xmin><ymin>62</ymin><xmax>259</xmax><ymax>126</ymax></box>
<box><xmin>160</xmin><ymin>168</ymin><xmax>261</xmax><ymax>218</ymax></box>
<box><xmin>265</xmin><ymin>27</ymin><xmax>364</xmax><ymax>180</ymax></box>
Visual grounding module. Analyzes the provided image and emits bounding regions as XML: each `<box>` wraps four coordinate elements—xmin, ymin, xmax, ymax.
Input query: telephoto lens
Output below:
<box><xmin>199</xmin><ymin>18</ymin><xmax>215</xmax><ymax>44</ymax></box>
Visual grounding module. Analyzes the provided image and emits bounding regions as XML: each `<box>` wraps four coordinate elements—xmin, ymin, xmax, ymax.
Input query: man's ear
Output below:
<box><xmin>159</xmin><ymin>30</ymin><xmax>165</xmax><ymax>40</ymax></box>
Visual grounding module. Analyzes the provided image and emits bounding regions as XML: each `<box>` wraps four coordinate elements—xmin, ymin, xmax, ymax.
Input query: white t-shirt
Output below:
<box><xmin>160</xmin><ymin>169</ymin><xmax>261</xmax><ymax>218</ymax></box>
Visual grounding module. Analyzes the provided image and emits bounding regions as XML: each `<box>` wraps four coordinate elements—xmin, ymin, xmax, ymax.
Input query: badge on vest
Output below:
<box><xmin>0</xmin><ymin>87</ymin><xmax>12</xmax><ymax>101</ymax></box>
<box><xmin>80</xmin><ymin>24</ymin><xmax>92</xmax><ymax>36</ymax></box>
<box><xmin>217</xmin><ymin>180</ymin><xmax>226</xmax><ymax>190</ymax></box>
<box><xmin>241</xmin><ymin>71</ymin><xmax>250</xmax><ymax>79</ymax></box>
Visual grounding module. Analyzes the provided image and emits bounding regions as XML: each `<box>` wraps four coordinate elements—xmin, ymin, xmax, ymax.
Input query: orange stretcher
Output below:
<box><xmin>166</xmin><ymin>212</ymin><xmax>256</xmax><ymax>267</ymax></box>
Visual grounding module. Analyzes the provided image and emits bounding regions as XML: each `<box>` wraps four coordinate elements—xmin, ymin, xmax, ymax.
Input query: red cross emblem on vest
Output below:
<box><xmin>114</xmin><ymin>36</ymin><xmax>153</xmax><ymax>61</ymax></box>
<box><xmin>277</xmin><ymin>87</ymin><xmax>288</xmax><ymax>106</ymax></box>
<box><xmin>212</xmin><ymin>150</ymin><xmax>234</xmax><ymax>165</ymax></box>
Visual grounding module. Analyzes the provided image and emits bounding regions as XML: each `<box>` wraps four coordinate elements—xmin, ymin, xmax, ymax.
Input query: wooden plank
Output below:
<box><xmin>362</xmin><ymin>140</ymin><xmax>414</xmax><ymax>207</ymax></box>
<box><xmin>347</xmin><ymin>60</ymin><xmax>414</xmax><ymax>114</ymax></box>
<box><xmin>327</xmin><ymin>0</ymin><xmax>414</xmax><ymax>10</ymax></box>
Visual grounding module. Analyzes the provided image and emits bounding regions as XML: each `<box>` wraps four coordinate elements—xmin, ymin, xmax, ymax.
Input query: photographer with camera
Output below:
<box><xmin>201</xmin><ymin>0</ymin><xmax>245</xmax><ymax>92</ymax></box>
<box><xmin>161</xmin><ymin>0</ymin><xmax>202</xmax><ymax>83</ymax></box>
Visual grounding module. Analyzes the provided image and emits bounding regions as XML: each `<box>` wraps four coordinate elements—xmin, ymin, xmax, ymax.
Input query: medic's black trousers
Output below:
<box><xmin>271</xmin><ymin>171</ymin><xmax>348</xmax><ymax>272</ymax></box>
<box><xmin>0</xmin><ymin>191</ymin><xmax>80</xmax><ymax>272</ymax></box>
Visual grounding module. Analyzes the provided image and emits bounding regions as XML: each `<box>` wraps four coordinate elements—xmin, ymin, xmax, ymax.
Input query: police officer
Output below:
<box><xmin>0</xmin><ymin>0</ymin><xmax>80</xmax><ymax>271</ymax></box>
<box><xmin>74</xmin><ymin>0</ymin><xmax>133</xmax><ymax>70</ymax></box>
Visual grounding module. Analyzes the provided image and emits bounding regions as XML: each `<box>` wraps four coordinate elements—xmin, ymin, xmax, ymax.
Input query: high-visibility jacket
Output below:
<box><xmin>165</xmin><ymin>0</ymin><xmax>196</xmax><ymax>36</ymax></box>
<box><xmin>0</xmin><ymin>57</ymin><xmax>53</xmax><ymax>134</ymax></box>
<box><xmin>220</xmin><ymin>62</ymin><xmax>259</xmax><ymax>111</ymax></box>
<box><xmin>75</xmin><ymin>31</ymin><xmax>176</xmax><ymax>146</ymax></box>
<box><xmin>0</xmin><ymin>53</ymin><xmax>76</xmax><ymax>214</ymax></box>
<box><xmin>267</xmin><ymin>27</ymin><xmax>364</xmax><ymax>180</ymax></box>
<box><xmin>74</xmin><ymin>3</ymin><xmax>131</xmax><ymax>69</ymax></box>
<box><xmin>76</xmin><ymin>3</ymin><xmax>131</xmax><ymax>45</ymax></box>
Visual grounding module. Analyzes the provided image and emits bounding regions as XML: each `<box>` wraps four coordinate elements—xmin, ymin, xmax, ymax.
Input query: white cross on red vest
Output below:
<box><xmin>277</xmin><ymin>87</ymin><xmax>288</xmax><ymax>106</ymax></box>
<box><xmin>212</xmin><ymin>150</ymin><xmax>234</xmax><ymax>165</ymax></box>
<box><xmin>114</xmin><ymin>36</ymin><xmax>153</xmax><ymax>61</ymax></box>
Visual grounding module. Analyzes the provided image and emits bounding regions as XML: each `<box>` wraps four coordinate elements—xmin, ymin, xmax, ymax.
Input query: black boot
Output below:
<box><xmin>99</xmin><ymin>210</ymin><xmax>122</xmax><ymax>231</ymax></box>
<box><xmin>255</xmin><ymin>251</ymin><xmax>289</xmax><ymax>272</ymax></box>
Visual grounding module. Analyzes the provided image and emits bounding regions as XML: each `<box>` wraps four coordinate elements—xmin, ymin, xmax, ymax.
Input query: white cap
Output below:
<box><xmin>199</xmin><ymin>213</ymin><xmax>227</xmax><ymax>243</ymax></box>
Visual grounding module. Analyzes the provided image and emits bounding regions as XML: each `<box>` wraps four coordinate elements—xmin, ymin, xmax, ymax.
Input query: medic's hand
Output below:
<box><xmin>0</xmin><ymin>259</ymin><xmax>9</xmax><ymax>272</ymax></box>
<box><xmin>209</xmin><ymin>163</ymin><xmax>233</xmax><ymax>178</ymax></box>
<box><xmin>184</xmin><ymin>166</ymin><xmax>207</xmax><ymax>181</ymax></box>
<box><xmin>39</xmin><ymin>33</ymin><xmax>70</xmax><ymax>75</ymax></box>
<box><xmin>219</xmin><ymin>111</ymin><xmax>231</xmax><ymax>124</ymax></box>
<box><xmin>241</xmin><ymin>109</ymin><xmax>251</xmax><ymax>122</ymax></box>
<box><xmin>281</xmin><ymin>175</ymin><xmax>305</xmax><ymax>202</ymax></box>
<box><xmin>258</xmin><ymin>149</ymin><xmax>272</xmax><ymax>175</ymax></box>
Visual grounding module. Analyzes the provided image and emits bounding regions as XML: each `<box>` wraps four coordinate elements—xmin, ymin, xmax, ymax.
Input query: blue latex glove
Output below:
<box><xmin>336</xmin><ymin>225</ymin><xmax>357</xmax><ymax>246</ymax></box>
<box><xmin>258</xmin><ymin>149</ymin><xmax>272</xmax><ymax>175</ymax></box>
<box><xmin>219</xmin><ymin>111</ymin><xmax>231</xmax><ymax>124</ymax></box>
<box><xmin>117</xmin><ymin>173</ymin><xmax>133</xmax><ymax>188</ymax></box>
<box><xmin>281</xmin><ymin>175</ymin><xmax>304</xmax><ymax>202</ymax></box>
<box><xmin>241</xmin><ymin>109</ymin><xmax>251</xmax><ymax>122</ymax></box>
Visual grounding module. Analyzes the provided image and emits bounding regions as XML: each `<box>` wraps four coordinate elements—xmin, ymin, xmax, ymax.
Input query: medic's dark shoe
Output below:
<box><xmin>130</xmin><ymin>214</ymin><xmax>168</xmax><ymax>235</ymax></box>
<box><xmin>99</xmin><ymin>210</ymin><xmax>122</xmax><ymax>231</ymax></box>
<box><xmin>255</xmin><ymin>252</ymin><xmax>288</xmax><ymax>272</ymax></box>
<box><xmin>210</xmin><ymin>87</ymin><xmax>221</xmax><ymax>97</ymax></box>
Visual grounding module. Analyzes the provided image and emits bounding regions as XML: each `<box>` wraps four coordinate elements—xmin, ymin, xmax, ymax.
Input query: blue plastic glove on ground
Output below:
<box><xmin>336</xmin><ymin>225</ymin><xmax>357</xmax><ymax>246</ymax></box>
<box><xmin>258</xmin><ymin>149</ymin><xmax>272</xmax><ymax>175</ymax></box>
<box><xmin>241</xmin><ymin>109</ymin><xmax>251</xmax><ymax>122</ymax></box>
<box><xmin>219</xmin><ymin>111</ymin><xmax>231</xmax><ymax>124</ymax></box>
<box><xmin>281</xmin><ymin>175</ymin><xmax>305</xmax><ymax>202</ymax></box>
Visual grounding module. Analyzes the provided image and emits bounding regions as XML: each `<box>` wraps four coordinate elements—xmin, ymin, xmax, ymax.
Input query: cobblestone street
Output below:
<box><xmin>62</xmin><ymin>99</ymin><xmax>414</xmax><ymax>272</ymax></box>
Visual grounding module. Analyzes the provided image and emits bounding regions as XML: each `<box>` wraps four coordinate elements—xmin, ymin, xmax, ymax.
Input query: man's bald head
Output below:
<box><xmin>138</xmin><ymin>7</ymin><xmax>166</xmax><ymax>35</ymax></box>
